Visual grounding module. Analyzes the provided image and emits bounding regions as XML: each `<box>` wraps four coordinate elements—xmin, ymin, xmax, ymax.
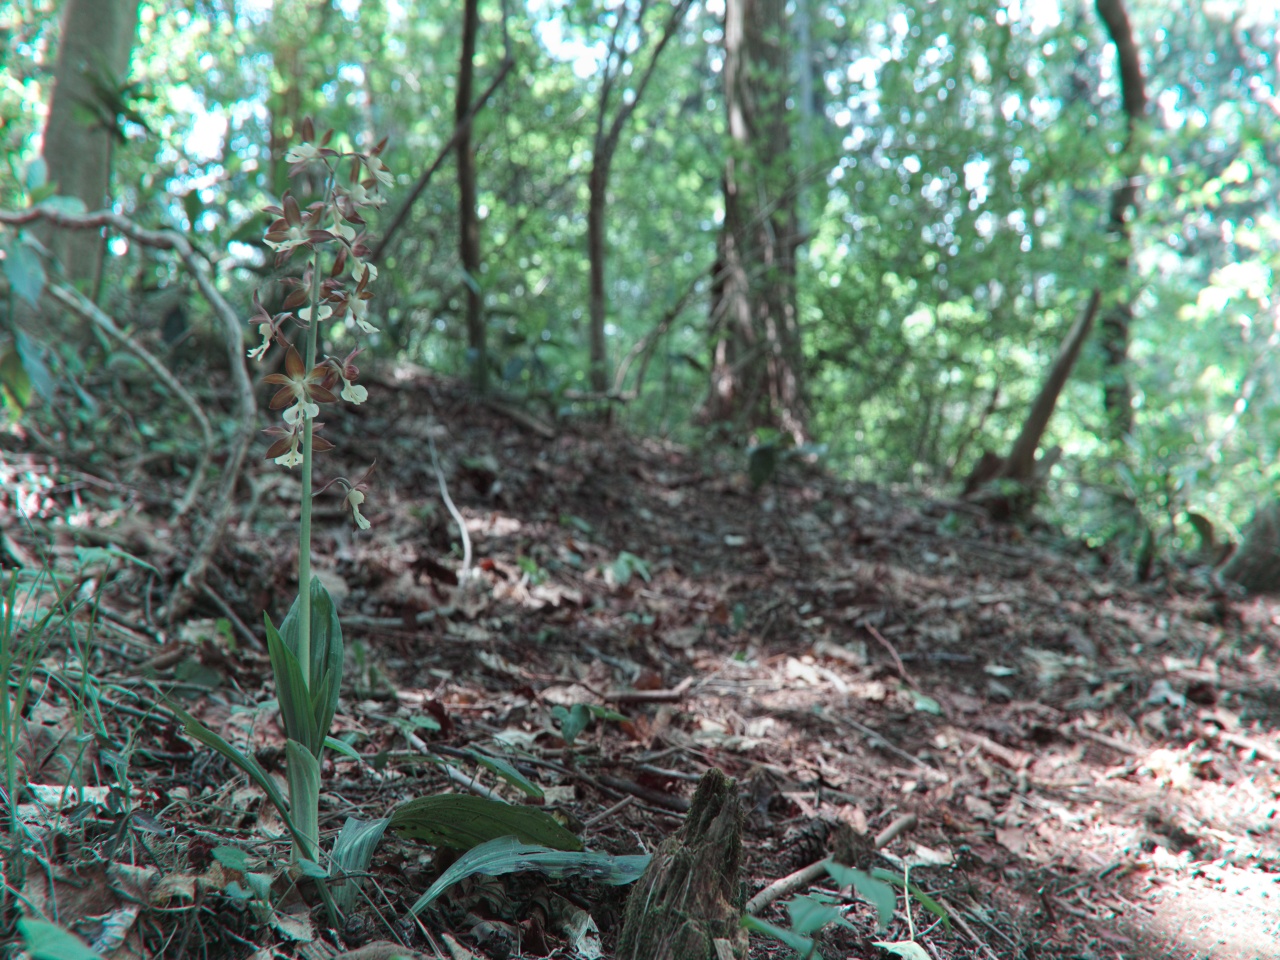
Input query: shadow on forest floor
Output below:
<box><xmin>2</xmin><ymin>365</ymin><xmax>1277</xmax><ymax>960</ymax></box>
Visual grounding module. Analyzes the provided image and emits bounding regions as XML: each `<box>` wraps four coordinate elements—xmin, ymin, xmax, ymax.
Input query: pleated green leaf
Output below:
<box><xmin>330</xmin><ymin>816</ymin><xmax>391</xmax><ymax>913</ymax></box>
<box><xmin>285</xmin><ymin>739</ymin><xmax>321</xmax><ymax>861</ymax></box>
<box><xmin>408</xmin><ymin>836</ymin><xmax>650</xmax><ymax>917</ymax></box>
<box><xmin>279</xmin><ymin>579</ymin><xmax>343</xmax><ymax>753</ymax></box>
<box><xmin>266</xmin><ymin>613</ymin><xmax>319</xmax><ymax>754</ymax></box>
<box><xmin>390</xmin><ymin>794</ymin><xmax>583</xmax><ymax>851</ymax></box>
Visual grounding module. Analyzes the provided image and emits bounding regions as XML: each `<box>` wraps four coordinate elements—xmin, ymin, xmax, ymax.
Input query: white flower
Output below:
<box><xmin>354</xmin><ymin>260</ymin><xmax>378</xmax><ymax>283</ymax></box>
<box><xmin>346</xmin><ymin>181</ymin><xmax>386</xmax><ymax>208</ymax></box>
<box><xmin>347</xmin><ymin>489</ymin><xmax>371</xmax><ymax>530</ymax></box>
<box><xmin>298</xmin><ymin>303</ymin><xmax>333</xmax><ymax>323</ymax></box>
<box><xmin>367</xmin><ymin>156</ymin><xmax>394</xmax><ymax>188</ymax></box>
<box><xmin>247</xmin><ymin>322</ymin><xmax>272</xmax><ymax>361</ymax></box>
<box><xmin>283</xmin><ymin>400</ymin><xmax>320</xmax><ymax>424</ymax></box>
<box><xmin>341</xmin><ymin>378</ymin><xmax>368</xmax><ymax>404</ymax></box>
<box><xmin>275</xmin><ymin>442</ymin><xmax>304</xmax><ymax>468</ymax></box>
<box><xmin>285</xmin><ymin>142</ymin><xmax>323</xmax><ymax>164</ymax></box>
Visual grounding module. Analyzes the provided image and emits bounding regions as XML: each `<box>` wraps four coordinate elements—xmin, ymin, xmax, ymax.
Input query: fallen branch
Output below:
<box><xmin>0</xmin><ymin>204</ymin><xmax>258</xmax><ymax>621</ymax></box>
<box><xmin>605</xmin><ymin>676</ymin><xmax>695</xmax><ymax>703</ymax></box>
<box><xmin>744</xmin><ymin>812</ymin><xmax>917</xmax><ymax>915</ymax></box>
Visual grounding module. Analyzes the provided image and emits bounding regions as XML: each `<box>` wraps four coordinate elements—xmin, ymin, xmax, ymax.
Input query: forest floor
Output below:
<box><xmin>2</xmin><ymin>364</ymin><xmax>1278</xmax><ymax>960</ymax></box>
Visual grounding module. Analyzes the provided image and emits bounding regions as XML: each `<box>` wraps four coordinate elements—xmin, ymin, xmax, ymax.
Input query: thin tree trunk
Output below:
<box><xmin>456</xmin><ymin>0</ymin><xmax>486</xmax><ymax>391</ymax></box>
<box><xmin>587</xmin><ymin>160</ymin><xmax>610</xmax><ymax>393</ymax></box>
<box><xmin>1095</xmin><ymin>0</ymin><xmax>1148</xmax><ymax>442</ymax></box>
<box><xmin>586</xmin><ymin>1</ymin><xmax>691</xmax><ymax>395</ymax></box>
<box><xmin>40</xmin><ymin>0</ymin><xmax>139</xmax><ymax>296</ymax></box>
<box><xmin>707</xmin><ymin>0</ymin><xmax>804</xmax><ymax>439</ymax></box>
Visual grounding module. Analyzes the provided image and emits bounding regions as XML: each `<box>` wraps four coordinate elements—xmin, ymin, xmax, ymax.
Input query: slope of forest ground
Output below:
<box><xmin>2</xmin><ymin>365</ymin><xmax>1279</xmax><ymax>960</ymax></box>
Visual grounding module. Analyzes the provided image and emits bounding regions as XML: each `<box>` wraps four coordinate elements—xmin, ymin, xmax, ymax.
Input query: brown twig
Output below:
<box><xmin>597</xmin><ymin>774</ymin><xmax>691</xmax><ymax>813</ymax></box>
<box><xmin>605</xmin><ymin>676</ymin><xmax>694</xmax><ymax>703</ymax></box>
<box><xmin>583</xmin><ymin>794</ymin><xmax>636</xmax><ymax>830</ymax></box>
<box><xmin>865</xmin><ymin>623</ymin><xmax>916</xmax><ymax>689</ymax></box>
<box><xmin>745</xmin><ymin>813</ymin><xmax>918</xmax><ymax>915</ymax></box>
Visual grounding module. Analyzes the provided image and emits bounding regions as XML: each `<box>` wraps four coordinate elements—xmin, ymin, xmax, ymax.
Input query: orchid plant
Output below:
<box><xmin>174</xmin><ymin>118</ymin><xmax>392</xmax><ymax>912</ymax></box>
<box><xmin>173</xmin><ymin>122</ymin><xmax>647</xmax><ymax>932</ymax></box>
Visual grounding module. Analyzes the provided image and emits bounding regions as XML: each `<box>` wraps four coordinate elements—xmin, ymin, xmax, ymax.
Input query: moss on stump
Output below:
<box><xmin>616</xmin><ymin>768</ymin><xmax>747</xmax><ymax>960</ymax></box>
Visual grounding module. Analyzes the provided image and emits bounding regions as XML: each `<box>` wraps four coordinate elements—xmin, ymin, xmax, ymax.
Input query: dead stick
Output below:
<box><xmin>745</xmin><ymin>813</ymin><xmax>917</xmax><ymax>915</ymax></box>
<box><xmin>605</xmin><ymin>676</ymin><xmax>694</xmax><ymax>703</ymax></box>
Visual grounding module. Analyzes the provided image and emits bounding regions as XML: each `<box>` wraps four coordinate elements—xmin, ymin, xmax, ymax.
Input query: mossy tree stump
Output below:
<box><xmin>616</xmin><ymin>768</ymin><xmax>747</xmax><ymax>960</ymax></box>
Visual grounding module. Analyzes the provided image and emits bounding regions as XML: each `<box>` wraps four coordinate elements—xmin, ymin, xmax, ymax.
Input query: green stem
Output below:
<box><xmin>297</xmin><ymin>250</ymin><xmax>323</xmax><ymax>688</ymax></box>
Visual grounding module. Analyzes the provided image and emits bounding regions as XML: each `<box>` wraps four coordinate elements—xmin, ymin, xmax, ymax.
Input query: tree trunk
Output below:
<box><xmin>587</xmin><ymin>159</ymin><xmax>610</xmax><ymax>393</ymax></box>
<box><xmin>616</xmin><ymin>769</ymin><xmax>747</xmax><ymax>960</ymax></box>
<box><xmin>1095</xmin><ymin>0</ymin><xmax>1148</xmax><ymax>442</ymax></box>
<box><xmin>963</xmin><ymin>294</ymin><xmax>1100</xmax><ymax>517</ymax></box>
<box><xmin>456</xmin><ymin>0</ymin><xmax>486</xmax><ymax>391</ymax></box>
<box><xmin>40</xmin><ymin>0</ymin><xmax>139</xmax><ymax>296</ymax></box>
<box><xmin>1221</xmin><ymin>499</ymin><xmax>1280</xmax><ymax>594</ymax></box>
<box><xmin>586</xmin><ymin>1</ymin><xmax>691</xmax><ymax>396</ymax></box>
<box><xmin>707</xmin><ymin>0</ymin><xmax>804</xmax><ymax>439</ymax></box>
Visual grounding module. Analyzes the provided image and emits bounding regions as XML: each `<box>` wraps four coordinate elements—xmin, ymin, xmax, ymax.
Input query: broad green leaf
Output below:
<box><xmin>552</xmin><ymin>704</ymin><xmax>592</xmax><ymax>745</ymax></box>
<box><xmin>38</xmin><ymin>195</ymin><xmax>86</xmax><ymax>216</ymax></box>
<box><xmin>408</xmin><ymin>836</ymin><xmax>650</xmax><ymax>916</ymax></box>
<box><xmin>872</xmin><ymin>941</ymin><xmax>932</xmax><ymax>960</ymax></box>
<box><xmin>909</xmin><ymin>690</ymin><xmax>942</xmax><ymax>715</ymax></box>
<box><xmin>286</xmin><ymin>740</ymin><xmax>321</xmax><ymax>859</ymax></box>
<box><xmin>748</xmin><ymin>442</ymin><xmax>780</xmax><ymax>490</ymax></box>
<box><xmin>266</xmin><ymin>614</ymin><xmax>319</xmax><ymax>754</ymax></box>
<box><xmin>825</xmin><ymin>862</ymin><xmax>896</xmax><ymax>930</ymax></box>
<box><xmin>17</xmin><ymin>919</ymin><xmax>103</xmax><ymax>960</ymax></box>
<box><xmin>390</xmin><ymin>794</ymin><xmax>583</xmax><ymax>851</ymax></box>
<box><xmin>0</xmin><ymin>350</ymin><xmax>32</xmax><ymax>412</ymax></box>
<box><xmin>870</xmin><ymin>868</ymin><xmax>950</xmax><ymax>929</ymax></box>
<box><xmin>278</xmin><ymin>579</ymin><xmax>343</xmax><ymax>748</ymax></box>
<box><xmin>4</xmin><ymin>239</ymin><xmax>45</xmax><ymax>306</ymax></box>
<box><xmin>295</xmin><ymin>857</ymin><xmax>328</xmax><ymax>880</ymax></box>
<box><xmin>330</xmin><ymin>816</ymin><xmax>390</xmax><ymax>913</ymax></box>
<box><xmin>585</xmin><ymin>703</ymin><xmax>627</xmax><ymax>722</ymax></box>
<box><xmin>212</xmin><ymin>845</ymin><xmax>252</xmax><ymax>873</ymax></box>
<box><xmin>25</xmin><ymin>158</ymin><xmax>47</xmax><ymax>191</ymax></box>
<box><xmin>12</xmin><ymin>331</ymin><xmax>52</xmax><ymax>401</ymax></box>
<box><xmin>787</xmin><ymin>894</ymin><xmax>855</xmax><ymax>936</ymax></box>
<box><xmin>464</xmin><ymin>747</ymin><xmax>544</xmax><ymax>799</ymax></box>
<box><xmin>741</xmin><ymin>914</ymin><xmax>815</xmax><ymax>955</ymax></box>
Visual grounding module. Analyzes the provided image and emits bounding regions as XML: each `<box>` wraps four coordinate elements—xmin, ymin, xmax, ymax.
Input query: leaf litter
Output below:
<box><xmin>2</xmin><ymin>368</ymin><xmax>1278</xmax><ymax>959</ymax></box>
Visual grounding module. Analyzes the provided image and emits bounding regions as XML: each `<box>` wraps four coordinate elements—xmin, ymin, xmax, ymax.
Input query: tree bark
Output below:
<box><xmin>963</xmin><ymin>293</ymin><xmax>1101</xmax><ymax>515</ymax></box>
<box><xmin>587</xmin><ymin>1</ymin><xmax>691</xmax><ymax>394</ymax></box>
<box><xmin>616</xmin><ymin>769</ymin><xmax>747</xmax><ymax>960</ymax></box>
<box><xmin>1095</xmin><ymin>0</ymin><xmax>1148</xmax><ymax>442</ymax></box>
<box><xmin>456</xmin><ymin>0</ymin><xmax>486</xmax><ymax>391</ymax></box>
<box><xmin>707</xmin><ymin>0</ymin><xmax>804</xmax><ymax>439</ymax></box>
<box><xmin>39</xmin><ymin>0</ymin><xmax>139</xmax><ymax>296</ymax></box>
